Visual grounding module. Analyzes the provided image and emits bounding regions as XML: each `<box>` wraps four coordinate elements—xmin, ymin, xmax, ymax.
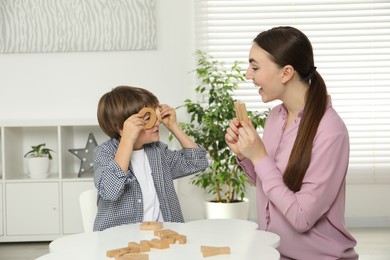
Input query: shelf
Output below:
<box><xmin>0</xmin><ymin>121</ymin><xmax>105</xmax><ymax>241</ymax></box>
<box><xmin>0</xmin><ymin>126</ymin><xmax>2</xmax><ymax>179</ymax></box>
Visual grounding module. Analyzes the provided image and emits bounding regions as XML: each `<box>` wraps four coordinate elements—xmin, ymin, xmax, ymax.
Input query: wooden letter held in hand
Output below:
<box><xmin>234</xmin><ymin>101</ymin><xmax>249</xmax><ymax>124</ymax></box>
<box><xmin>138</xmin><ymin>107</ymin><xmax>157</xmax><ymax>129</ymax></box>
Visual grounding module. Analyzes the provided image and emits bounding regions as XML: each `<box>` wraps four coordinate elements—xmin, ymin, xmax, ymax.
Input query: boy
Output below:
<box><xmin>93</xmin><ymin>86</ymin><xmax>208</xmax><ymax>231</ymax></box>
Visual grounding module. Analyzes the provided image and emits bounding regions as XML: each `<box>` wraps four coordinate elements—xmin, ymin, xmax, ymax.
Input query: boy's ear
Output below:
<box><xmin>281</xmin><ymin>65</ymin><xmax>294</xmax><ymax>84</ymax></box>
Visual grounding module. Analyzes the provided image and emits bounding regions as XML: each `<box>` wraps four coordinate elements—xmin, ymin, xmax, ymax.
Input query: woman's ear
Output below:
<box><xmin>281</xmin><ymin>65</ymin><xmax>295</xmax><ymax>84</ymax></box>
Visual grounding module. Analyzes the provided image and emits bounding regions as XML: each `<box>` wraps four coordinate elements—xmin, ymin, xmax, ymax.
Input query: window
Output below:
<box><xmin>194</xmin><ymin>0</ymin><xmax>390</xmax><ymax>183</ymax></box>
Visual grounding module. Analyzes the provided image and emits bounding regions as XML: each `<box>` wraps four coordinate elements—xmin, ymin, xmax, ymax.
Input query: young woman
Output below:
<box><xmin>225</xmin><ymin>26</ymin><xmax>358</xmax><ymax>259</ymax></box>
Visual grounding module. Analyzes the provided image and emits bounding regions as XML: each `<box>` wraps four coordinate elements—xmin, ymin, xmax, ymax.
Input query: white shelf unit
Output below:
<box><xmin>0</xmin><ymin>121</ymin><xmax>107</xmax><ymax>242</ymax></box>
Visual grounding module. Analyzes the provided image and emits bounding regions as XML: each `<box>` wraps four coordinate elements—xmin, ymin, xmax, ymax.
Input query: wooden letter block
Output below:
<box><xmin>107</xmin><ymin>246</ymin><xmax>141</xmax><ymax>258</ymax></box>
<box><xmin>160</xmin><ymin>236</ymin><xmax>175</xmax><ymax>244</ymax></box>
<box><xmin>107</xmin><ymin>247</ymin><xmax>131</xmax><ymax>258</ymax></box>
<box><xmin>138</xmin><ymin>107</ymin><xmax>157</xmax><ymax>129</ymax></box>
<box><xmin>139</xmin><ymin>240</ymin><xmax>151</xmax><ymax>252</ymax></box>
<box><xmin>116</xmin><ymin>253</ymin><xmax>149</xmax><ymax>260</ymax></box>
<box><xmin>200</xmin><ymin>246</ymin><xmax>231</xmax><ymax>257</ymax></box>
<box><xmin>175</xmin><ymin>234</ymin><xmax>187</xmax><ymax>244</ymax></box>
<box><xmin>234</xmin><ymin>101</ymin><xmax>249</xmax><ymax>124</ymax></box>
<box><xmin>128</xmin><ymin>241</ymin><xmax>150</xmax><ymax>253</ymax></box>
<box><xmin>154</xmin><ymin>229</ymin><xmax>178</xmax><ymax>237</ymax></box>
<box><xmin>147</xmin><ymin>238</ymin><xmax>170</xmax><ymax>249</ymax></box>
<box><xmin>140</xmin><ymin>221</ymin><xmax>163</xmax><ymax>231</ymax></box>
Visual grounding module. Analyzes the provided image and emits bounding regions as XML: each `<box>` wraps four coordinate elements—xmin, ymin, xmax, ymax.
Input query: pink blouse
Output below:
<box><xmin>239</xmin><ymin>99</ymin><xmax>358</xmax><ymax>259</ymax></box>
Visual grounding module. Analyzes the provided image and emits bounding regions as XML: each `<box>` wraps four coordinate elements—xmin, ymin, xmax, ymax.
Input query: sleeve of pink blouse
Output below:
<box><xmin>238</xmin><ymin>158</ymin><xmax>257</xmax><ymax>185</ymax></box>
<box><xmin>254</xmin><ymin>113</ymin><xmax>350</xmax><ymax>233</ymax></box>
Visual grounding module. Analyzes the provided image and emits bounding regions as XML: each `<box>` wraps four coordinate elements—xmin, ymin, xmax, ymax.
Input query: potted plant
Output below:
<box><xmin>24</xmin><ymin>143</ymin><xmax>54</xmax><ymax>178</ymax></box>
<box><xmin>175</xmin><ymin>50</ymin><xmax>268</xmax><ymax>219</ymax></box>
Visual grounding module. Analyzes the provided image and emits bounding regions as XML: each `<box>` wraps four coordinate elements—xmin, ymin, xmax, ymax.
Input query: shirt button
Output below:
<box><xmin>138</xmin><ymin>199</ymin><xmax>142</xmax><ymax>203</ymax></box>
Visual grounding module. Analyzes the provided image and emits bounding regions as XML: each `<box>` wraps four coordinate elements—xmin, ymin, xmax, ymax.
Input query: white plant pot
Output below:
<box><xmin>27</xmin><ymin>156</ymin><xmax>50</xmax><ymax>178</ymax></box>
<box><xmin>204</xmin><ymin>198</ymin><xmax>249</xmax><ymax>220</ymax></box>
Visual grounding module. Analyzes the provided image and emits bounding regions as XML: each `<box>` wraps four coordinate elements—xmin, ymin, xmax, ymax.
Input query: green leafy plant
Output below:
<box><xmin>174</xmin><ymin>50</ymin><xmax>268</xmax><ymax>203</ymax></box>
<box><xmin>24</xmin><ymin>143</ymin><xmax>54</xmax><ymax>160</ymax></box>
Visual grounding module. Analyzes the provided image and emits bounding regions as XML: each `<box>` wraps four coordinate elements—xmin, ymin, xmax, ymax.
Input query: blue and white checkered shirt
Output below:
<box><xmin>93</xmin><ymin>138</ymin><xmax>208</xmax><ymax>231</ymax></box>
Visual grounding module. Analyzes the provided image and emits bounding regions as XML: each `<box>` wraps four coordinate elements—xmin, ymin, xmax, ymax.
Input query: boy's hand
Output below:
<box><xmin>120</xmin><ymin>114</ymin><xmax>145</xmax><ymax>145</ymax></box>
<box><xmin>159</xmin><ymin>104</ymin><xmax>177</xmax><ymax>129</ymax></box>
<box><xmin>160</xmin><ymin>103</ymin><xmax>198</xmax><ymax>149</ymax></box>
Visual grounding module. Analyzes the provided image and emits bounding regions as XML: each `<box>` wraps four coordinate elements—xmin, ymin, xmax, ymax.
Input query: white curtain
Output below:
<box><xmin>194</xmin><ymin>0</ymin><xmax>390</xmax><ymax>183</ymax></box>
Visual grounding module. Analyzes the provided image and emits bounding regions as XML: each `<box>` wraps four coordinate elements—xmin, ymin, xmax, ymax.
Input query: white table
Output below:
<box><xmin>38</xmin><ymin>219</ymin><xmax>280</xmax><ymax>260</ymax></box>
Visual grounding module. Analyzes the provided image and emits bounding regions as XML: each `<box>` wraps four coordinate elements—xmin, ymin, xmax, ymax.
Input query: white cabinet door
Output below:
<box><xmin>62</xmin><ymin>181</ymin><xmax>95</xmax><ymax>234</ymax></box>
<box><xmin>6</xmin><ymin>182</ymin><xmax>60</xmax><ymax>235</ymax></box>
<box><xmin>0</xmin><ymin>184</ymin><xmax>3</xmax><ymax>236</ymax></box>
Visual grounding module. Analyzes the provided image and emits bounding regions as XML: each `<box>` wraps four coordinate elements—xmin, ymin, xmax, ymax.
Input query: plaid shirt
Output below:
<box><xmin>93</xmin><ymin>138</ymin><xmax>208</xmax><ymax>231</ymax></box>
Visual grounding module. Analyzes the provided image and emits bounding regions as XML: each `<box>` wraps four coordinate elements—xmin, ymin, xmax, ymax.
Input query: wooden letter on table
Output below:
<box><xmin>106</xmin><ymin>246</ymin><xmax>140</xmax><ymax>258</ymax></box>
<box><xmin>116</xmin><ymin>253</ymin><xmax>149</xmax><ymax>260</ymax></box>
<box><xmin>140</xmin><ymin>221</ymin><xmax>163</xmax><ymax>231</ymax></box>
<box><xmin>201</xmin><ymin>246</ymin><xmax>231</xmax><ymax>257</ymax></box>
<box><xmin>128</xmin><ymin>242</ymin><xmax>150</xmax><ymax>252</ymax></box>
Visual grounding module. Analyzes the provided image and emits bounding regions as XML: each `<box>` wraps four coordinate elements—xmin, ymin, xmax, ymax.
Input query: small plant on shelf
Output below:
<box><xmin>24</xmin><ymin>143</ymin><xmax>54</xmax><ymax>178</ymax></box>
<box><xmin>24</xmin><ymin>143</ymin><xmax>54</xmax><ymax>159</ymax></box>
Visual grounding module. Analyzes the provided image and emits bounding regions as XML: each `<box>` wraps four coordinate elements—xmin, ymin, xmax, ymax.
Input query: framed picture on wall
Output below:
<box><xmin>0</xmin><ymin>0</ymin><xmax>157</xmax><ymax>53</ymax></box>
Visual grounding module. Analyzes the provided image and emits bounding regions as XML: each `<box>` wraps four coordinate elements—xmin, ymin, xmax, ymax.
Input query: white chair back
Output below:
<box><xmin>79</xmin><ymin>189</ymin><xmax>98</xmax><ymax>232</ymax></box>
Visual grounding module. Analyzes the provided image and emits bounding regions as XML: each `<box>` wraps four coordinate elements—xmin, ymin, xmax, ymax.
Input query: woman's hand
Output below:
<box><xmin>237</xmin><ymin>120</ymin><xmax>268</xmax><ymax>164</ymax></box>
<box><xmin>225</xmin><ymin>118</ymin><xmax>245</xmax><ymax>160</ymax></box>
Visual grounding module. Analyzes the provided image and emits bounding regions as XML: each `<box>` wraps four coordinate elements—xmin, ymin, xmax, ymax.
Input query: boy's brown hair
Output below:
<box><xmin>97</xmin><ymin>86</ymin><xmax>159</xmax><ymax>139</ymax></box>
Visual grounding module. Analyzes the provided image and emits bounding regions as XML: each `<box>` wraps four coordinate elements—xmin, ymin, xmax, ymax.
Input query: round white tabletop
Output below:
<box><xmin>43</xmin><ymin>219</ymin><xmax>280</xmax><ymax>260</ymax></box>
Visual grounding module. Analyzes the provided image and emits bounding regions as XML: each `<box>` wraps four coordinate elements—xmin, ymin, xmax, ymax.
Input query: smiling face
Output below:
<box><xmin>245</xmin><ymin>43</ymin><xmax>286</xmax><ymax>103</ymax></box>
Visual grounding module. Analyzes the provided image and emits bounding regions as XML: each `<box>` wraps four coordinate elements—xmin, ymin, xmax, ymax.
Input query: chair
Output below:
<box><xmin>79</xmin><ymin>189</ymin><xmax>98</xmax><ymax>232</ymax></box>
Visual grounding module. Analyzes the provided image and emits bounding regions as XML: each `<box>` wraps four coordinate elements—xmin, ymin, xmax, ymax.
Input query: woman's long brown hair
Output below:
<box><xmin>253</xmin><ymin>27</ymin><xmax>328</xmax><ymax>192</ymax></box>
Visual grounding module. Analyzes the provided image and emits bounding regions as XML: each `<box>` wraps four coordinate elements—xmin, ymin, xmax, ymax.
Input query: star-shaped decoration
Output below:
<box><xmin>68</xmin><ymin>133</ymin><xmax>98</xmax><ymax>177</ymax></box>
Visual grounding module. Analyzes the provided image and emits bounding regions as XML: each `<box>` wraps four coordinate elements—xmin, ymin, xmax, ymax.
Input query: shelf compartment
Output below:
<box><xmin>60</xmin><ymin>125</ymin><xmax>106</xmax><ymax>179</ymax></box>
<box><xmin>4</xmin><ymin>126</ymin><xmax>59</xmax><ymax>180</ymax></box>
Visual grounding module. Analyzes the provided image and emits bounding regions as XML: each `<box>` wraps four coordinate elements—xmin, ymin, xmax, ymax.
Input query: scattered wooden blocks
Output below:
<box><xmin>200</xmin><ymin>246</ymin><xmax>231</xmax><ymax>257</ymax></box>
<box><xmin>234</xmin><ymin>101</ymin><xmax>249</xmax><ymax>124</ymax></box>
<box><xmin>107</xmin><ymin>223</ymin><xmax>190</xmax><ymax>259</ymax></box>
<box><xmin>139</xmin><ymin>221</ymin><xmax>163</xmax><ymax>231</ymax></box>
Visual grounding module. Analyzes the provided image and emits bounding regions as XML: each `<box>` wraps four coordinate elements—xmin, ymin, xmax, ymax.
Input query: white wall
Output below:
<box><xmin>0</xmin><ymin>0</ymin><xmax>388</xmax><ymax>228</ymax></box>
<box><xmin>0</xmin><ymin>0</ymin><xmax>195</xmax><ymax>123</ymax></box>
<box><xmin>346</xmin><ymin>184</ymin><xmax>390</xmax><ymax>227</ymax></box>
